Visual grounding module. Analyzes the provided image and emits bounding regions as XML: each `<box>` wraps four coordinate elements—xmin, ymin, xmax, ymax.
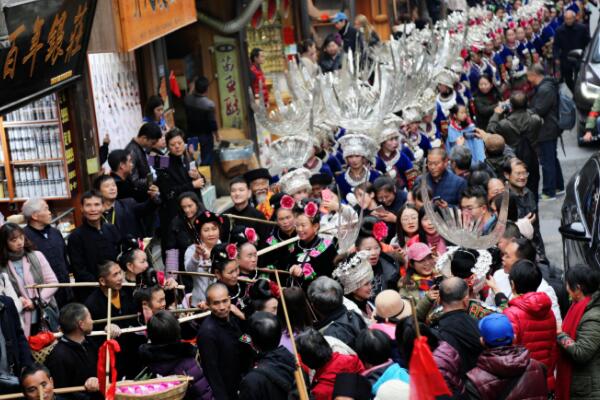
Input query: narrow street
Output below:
<box><xmin>540</xmin><ymin>122</ymin><xmax>598</xmax><ymax>268</ymax></box>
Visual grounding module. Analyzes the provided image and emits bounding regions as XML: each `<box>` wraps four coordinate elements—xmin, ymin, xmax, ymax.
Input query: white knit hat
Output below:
<box><xmin>403</xmin><ymin>105</ymin><xmax>423</xmax><ymax>124</ymax></box>
<box><xmin>279</xmin><ymin>167</ymin><xmax>312</xmax><ymax>195</ymax></box>
<box><xmin>375</xmin><ymin>380</ymin><xmax>409</xmax><ymax>400</ymax></box>
<box><xmin>339</xmin><ymin>133</ymin><xmax>379</xmax><ymax>162</ymax></box>
<box><xmin>332</xmin><ymin>251</ymin><xmax>374</xmax><ymax>294</ymax></box>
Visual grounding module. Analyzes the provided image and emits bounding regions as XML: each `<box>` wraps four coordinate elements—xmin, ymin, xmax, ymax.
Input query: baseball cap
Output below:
<box><xmin>479</xmin><ymin>313</ymin><xmax>514</xmax><ymax>347</ymax></box>
<box><xmin>331</xmin><ymin>12</ymin><xmax>348</xmax><ymax>24</ymax></box>
<box><xmin>407</xmin><ymin>242</ymin><xmax>432</xmax><ymax>262</ymax></box>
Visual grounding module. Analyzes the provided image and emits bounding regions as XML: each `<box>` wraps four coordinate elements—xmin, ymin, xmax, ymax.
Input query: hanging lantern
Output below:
<box><xmin>280</xmin><ymin>0</ymin><xmax>291</xmax><ymax>19</ymax></box>
<box><xmin>266</xmin><ymin>0</ymin><xmax>278</xmax><ymax>23</ymax></box>
<box><xmin>251</xmin><ymin>4</ymin><xmax>263</xmax><ymax>29</ymax></box>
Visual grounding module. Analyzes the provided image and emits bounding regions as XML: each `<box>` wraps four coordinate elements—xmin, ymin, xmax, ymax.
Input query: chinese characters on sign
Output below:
<box><xmin>214</xmin><ymin>36</ymin><xmax>246</xmax><ymax>129</ymax></box>
<box><xmin>0</xmin><ymin>0</ymin><xmax>97</xmax><ymax>114</ymax></box>
<box><xmin>58</xmin><ymin>92</ymin><xmax>77</xmax><ymax>193</ymax></box>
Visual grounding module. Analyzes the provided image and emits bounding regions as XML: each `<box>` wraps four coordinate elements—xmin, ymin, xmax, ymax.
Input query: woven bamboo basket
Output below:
<box><xmin>31</xmin><ymin>340</ymin><xmax>57</xmax><ymax>365</ymax></box>
<box><xmin>115</xmin><ymin>376</ymin><xmax>190</xmax><ymax>400</ymax></box>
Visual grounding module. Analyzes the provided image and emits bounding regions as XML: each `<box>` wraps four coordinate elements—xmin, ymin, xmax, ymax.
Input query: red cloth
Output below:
<box><xmin>250</xmin><ymin>64</ymin><xmax>269</xmax><ymax>105</ymax></box>
<box><xmin>28</xmin><ymin>332</ymin><xmax>56</xmax><ymax>351</ymax></box>
<box><xmin>169</xmin><ymin>70</ymin><xmax>181</xmax><ymax>98</ymax></box>
<box><xmin>312</xmin><ymin>352</ymin><xmax>364</xmax><ymax>400</ymax></box>
<box><xmin>556</xmin><ymin>296</ymin><xmax>592</xmax><ymax>400</ymax></box>
<box><xmin>503</xmin><ymin>292</ymin><xmax>558</xmax><ymax>390</ymax></box>
<box><xmin>97</xmin><ymin>339</ymin><xmax>121</xmax><ymax>400</ymax></box>
<box><xmin>410</xmin><ymin>336</ymin><xmax>452</xmax><ymax>400</ymax></box>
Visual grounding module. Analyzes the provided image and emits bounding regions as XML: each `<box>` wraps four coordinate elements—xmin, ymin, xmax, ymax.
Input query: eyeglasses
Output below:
<box><xmin>513</xmin><ymin>171</ymin><xmax>529</xmax><ymax>178</ymax></box>
<box><xmin>401</xmin><ymin>215</ymin><xmax>419</xmax><ymax>223</ymax></box>
<box><xmin>461</xmin><ymin>205</ymin><xmax>482</xmax><ymax>212</ymax></box>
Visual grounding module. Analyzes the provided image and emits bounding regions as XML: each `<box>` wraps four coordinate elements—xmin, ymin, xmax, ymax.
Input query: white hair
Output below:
<box><xmin>22</xmin><ymin>198</ymin><xmax>47</xmax><ymax>222</ymax></box>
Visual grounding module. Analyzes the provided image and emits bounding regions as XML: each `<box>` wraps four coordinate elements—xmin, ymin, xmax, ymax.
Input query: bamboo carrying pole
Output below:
<box><xmin>274</xmin><ymin>270</ymin><xmax>309</xmax><ymax>400</ymax></box>
<box><xmin>93</xmin><ymin>308</ymin><xmax>202</xmax><ymax>325</ymax></box>
<box><xmin>169</xmin><ymin>270</ymin><xmax>257</xmax><ymax>283</ymax></box>
<box><xmin>26</xmin><ymin>282</ymin><xmax>185</xmax><ymax>290</ymax></box>
<box><xmin>256</xmin><ymin>226</ymin><xmax>338</xmax><ymax>257</ymax></box>
<box><xmin>223</xmin><ymin>214</ymin><xmax>278</xmax><ymax>225</ymax></box>
<box><xmin>105</xmin><ymin>287</ymin><xmax>112</xmax><ymax>397</ymax></box>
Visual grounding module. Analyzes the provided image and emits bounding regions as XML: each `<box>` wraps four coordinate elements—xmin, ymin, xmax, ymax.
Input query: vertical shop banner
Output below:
<box><xmin>58</xmin><ymin>91</ymin><xmax>77</xmax><ymax>193</ymax></box>
<box><xmin>116</xmin><ymin>0</ymin><xmax>197</xmax><ymax>51</ymax></box>
<box><xmin>0</xmin><ymin>0</ymin><xmax>97</xmax><ymax>114</ymax></box>
<box><xmin>88</xmin><ymin>52</ymin><xmax>142</xmax><ymax>151</ymax></box>
<box><xmin>214</xmin><ymin>36</ymin><xmax>245</xmax><ymax>129</ymax></box>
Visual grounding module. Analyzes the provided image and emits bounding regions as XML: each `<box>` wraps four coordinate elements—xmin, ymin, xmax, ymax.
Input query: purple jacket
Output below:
<box><xmin>139</xmin><ymin>342</ymin><xmax>214</xmax><ymax>400</ymax></box>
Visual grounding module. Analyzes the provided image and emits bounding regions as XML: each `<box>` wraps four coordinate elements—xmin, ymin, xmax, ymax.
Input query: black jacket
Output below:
<box><xmin>0</xmin><ymin>296</ymin><xmax>32</xmax><ymax>376</ymax></box>
<box><xmin>529</xmin><ymin>77</ymin><xmax>561</xmax><ymax>142</ymax></box>
<box><xmin>111</xmin><ymin>173</ymin><xmax>147</xmax><ymax>203</ymax></box>
<box><xmin>156</xmin><ymin>154</ymin><xmax>204</xmax><ymax>243</ymax></box>
<box><xmin>222</xmin><ymin>204</ymin><xmax>269</xmax><ymax>244</ymax></box>
<box><xmin>67</xmin><ymin>222</ymin><xmax>121</xmax><ymax>300</ymax></box>
<box><xmin>45</xmin><ymin>336</ymin><xmax>100</xmax><ymax>400</ymax></box>
<box><xmin>184</xmin><ymin>93</ymin><xmax>218</xmax><ymax>136</ymax></box>
<box><xmin>238</xmin><ymin>346</ymin><xmax>296</xmax><ymax>400</ymax></box>
<box><xmin>125</xmin><ymin>139</ymin><xmax>151</xmax><ymax>194</ymax></box>
<box><xmin>104</xmin><ymin>198</ymin><xmax>157</xmax><ymax>239</ymax></box>
<box><xmin>432</xmin><ymin>310</ymin><xmax>483</xmax><ymax>373</ymax></box>
<box><xmin>474</xmin><ymin>90</ymin><xmax>501</xmax><ymax>130</ymax></box>
<box><xmin>23</xmin><ymin>225</ymin><xmax>73</xmax><ymax>307</ymax></box>
<box><xmin>196</xmin><ymin>314</ymin><xmax>253</xmax><ymax>400</ymax></box>
<box><xmin>319</xmin><ymin>53</ymin><xmax>343</xmax><ymax>73</ymax></box>
<box><xmin>372</xmin><ymin>253</ymin><xmax>400</xmax><ymax>298</ymax></box>
<box><xmin>339</xmin><ymin>22</ymin><xmax>362</xmax><ymax>53</ymax></box>
<box><xmin>487</xmin><ymin>109</ymin><xmax>543</xmax><ymax>148</ymax></box>
<box><xmin>553</xmin><ymin>22</ymin><xmax>590</xmax><ymax>61</ymax></box>
<box><xmin>314</xmin><ymin>306</ymin><xmax>367</xmax><ymax>350</ymax></box>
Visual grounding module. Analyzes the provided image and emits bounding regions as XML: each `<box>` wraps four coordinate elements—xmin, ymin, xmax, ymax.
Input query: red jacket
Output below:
<box><xmin>312</xmin><ymin>352</ymin><xmax>364</xmax><ymax>400</ymax></box>
<box><xmin>503</xmin><ymin>292</ymin><xmax>557</xmax><ymax>390</ymax></box>
<box><xmin>250</xmin><ymin>64</ymin><xmax>269</xmax><ymax>105</ymax></box>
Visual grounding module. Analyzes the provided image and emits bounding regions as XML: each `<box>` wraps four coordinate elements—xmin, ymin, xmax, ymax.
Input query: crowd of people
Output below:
<box><xmin>0</xmin><ymin>1</ymin><xmax>598</xmax><ymax>400</ymax></box>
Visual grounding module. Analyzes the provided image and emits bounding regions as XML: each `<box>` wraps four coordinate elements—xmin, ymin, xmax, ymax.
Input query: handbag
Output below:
<box><xmin>33</xmin><ymin>297</ymin><xmax>59</xmax><ymax>333</ymax></box>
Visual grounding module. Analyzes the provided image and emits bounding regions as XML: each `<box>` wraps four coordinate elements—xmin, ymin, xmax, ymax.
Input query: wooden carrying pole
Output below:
<box><xmin>274</xmin><ymin>270</ymin><xmax>309</xmax><ymax>400</ymax></box>
<box><xmin>169</xmin><ymin>271</ymin><xmax>257</xmax><ymax>283</ymax></box>
<box><xmin>223</xmin><ymin>214</ymin><xmax>278</xmax><ymax>225</ymax></box>
<box><xmin>256</xmin><ymin>226</ymin><xmax>337</xmax><ymax>257</ymax></box>
<box><xmin>26</xmin><ymin>282</ymin><xmax>185</xmax><ymax>290</ymax></box>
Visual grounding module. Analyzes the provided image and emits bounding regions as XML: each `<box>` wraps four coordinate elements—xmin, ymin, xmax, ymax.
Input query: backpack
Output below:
<box><xmin>558</xmin><ymin>88</ymin><xmax>576</xmax><ymax>131</ymax></box>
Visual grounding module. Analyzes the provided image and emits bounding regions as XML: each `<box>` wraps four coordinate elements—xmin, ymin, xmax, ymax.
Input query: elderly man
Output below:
<box><xmin>553</xmin><ymin>10</ymin><xmax>590</xmax><ymax>92</ymax></box>
<box><xmin>307</xmin><ymin>277</ymin><xmax>367</xmax><ymax>350</ymax></box>
<box><xmin>243</xmin><ymin>168</ymin><xmax>274</xmax><ymax>219</ymax></box>
<box><xmin>22</xmin><ymin>198</ymin><xmax>72</xmax><ymax>307</ymax></box>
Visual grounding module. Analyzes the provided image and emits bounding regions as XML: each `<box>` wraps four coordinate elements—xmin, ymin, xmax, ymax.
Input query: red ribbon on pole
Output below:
<box><xmin>97</xmin><ymin>339</ymin><xmax>121</xmax><ymax>400</ymax></box>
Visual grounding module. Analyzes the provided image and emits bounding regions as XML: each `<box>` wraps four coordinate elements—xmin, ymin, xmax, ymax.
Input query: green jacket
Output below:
<box><xmin>585</xmin><ymin>95</ymin><xmax>600</xmax><ymax>131</ymax></box>
<box><xmin>559</xmin><ymin>291</ymin><xmax>600</xmax><ymax>399</ymax></box>
<box><xmin>398</xmin><ymin>285</ymin><xmax>434</xmax><ymax>322</ymax></box>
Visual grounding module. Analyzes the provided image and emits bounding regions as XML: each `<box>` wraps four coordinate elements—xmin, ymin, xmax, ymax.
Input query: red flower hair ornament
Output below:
<box><xmin>280</xmin><ymin>195</ymin><xmax>295</xmax><ymax>210</ymax></box>
<box><xmin>244</xmin><ymin>227</ymin><xmax>258</xmax><ymax>244</ymax></box>
<box><xmin>225</xmin><ymin>243</ymin><xmax>238</xmax><ymax>260</ymax></box>
<box><xmin>269</xmin><ymin>281</ymin><xmax>281</xmax><ymax>298</ymax></box>
<box><xmin>304</xmin><ymin>201</ymin><xmax>318</xmax><ymax>218</ymax></box>
<box><xmin>373</xmin><ymin>221</ymin><xmax>389</xmax><ymax>242</ymax></box>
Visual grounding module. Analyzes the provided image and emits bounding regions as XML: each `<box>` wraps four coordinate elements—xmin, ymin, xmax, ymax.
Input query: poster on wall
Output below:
<box><xmin>88</xmin><ymin>52</ymin><xmax>142</xmax><ymax>151</ymax></box>
<box><xmin>213</xmin><ymin>35</ymin><xmax>245</xmax><ymax>129</ymax></box>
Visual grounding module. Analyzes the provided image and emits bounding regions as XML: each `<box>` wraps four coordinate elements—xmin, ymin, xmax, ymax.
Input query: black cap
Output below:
<box><xmin>332</xmin><ymin>373</ymin><xmax>371</xmax><ymax>400</ymax></box>
<box><xmin>243</xmin><ymin>168</ymin><xmax>271</xmax><ymax>183</ymax></box>
<box><xmin>309</xmin><ymin>173</ymin><xmax>333</xmax><ymax>186</ymax></box>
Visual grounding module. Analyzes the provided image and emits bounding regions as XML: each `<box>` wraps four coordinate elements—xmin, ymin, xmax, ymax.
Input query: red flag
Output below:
<box><xmin>409</xmin><ymin>336</ymin><xmax>451</xmax><ymax>400</ymax></box>
<box><xmin>169</xmin><ymin>70</ymin><xmax>181</xmax><ymax>98</ymax></box>
<box><xmin>98</xmin><ymin>339</ymin><xmax>121</xmax><ymax>400</ymax></box>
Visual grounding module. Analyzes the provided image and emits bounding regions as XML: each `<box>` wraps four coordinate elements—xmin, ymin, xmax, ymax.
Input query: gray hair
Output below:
<box><xmin>529</xmin><ymin>63</ymin><xmax>545</xmax><ymax>77</ymax></box>
<box><xmin>307</xmin><ymin>276</ymin><xmax>343</xmax><ymax>315</ymax></box>
<box><xmin>21</xmin><ymin>198</ymin><xmax>47</xmax><ymax>222</ymax></box>
<box><xmin>450</xmin><ymin>145</ymin><xmax>472</xmax><ymax>170</ymax></box>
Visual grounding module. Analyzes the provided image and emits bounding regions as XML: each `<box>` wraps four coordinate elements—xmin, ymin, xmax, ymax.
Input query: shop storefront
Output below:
<box><xmin>0</xmin><ymin>0</ymin><xmax>97</xmax><ymax>225</ymax></box>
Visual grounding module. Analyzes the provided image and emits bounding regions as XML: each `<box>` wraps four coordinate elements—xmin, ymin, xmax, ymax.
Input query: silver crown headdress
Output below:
<box><xmin>279</xmin><ymin>167</ymin><xmax>312</xmax><ymax>196</ymax></box>
<box><xmin>332</xmin><ymin>250</ymin><xmax>374</xmax><ymax>294</ymax></box>
<box><xmin>268</xmin><ymin>136</ymin><xmax>314</xmax><ymax>177</ymax></box>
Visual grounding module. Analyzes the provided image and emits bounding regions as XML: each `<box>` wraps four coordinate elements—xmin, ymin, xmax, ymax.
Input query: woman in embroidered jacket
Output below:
<box><xmin>0</xmin><ymin>223</ymin><xmax>58</xmax><ymax>336</ymax></box>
